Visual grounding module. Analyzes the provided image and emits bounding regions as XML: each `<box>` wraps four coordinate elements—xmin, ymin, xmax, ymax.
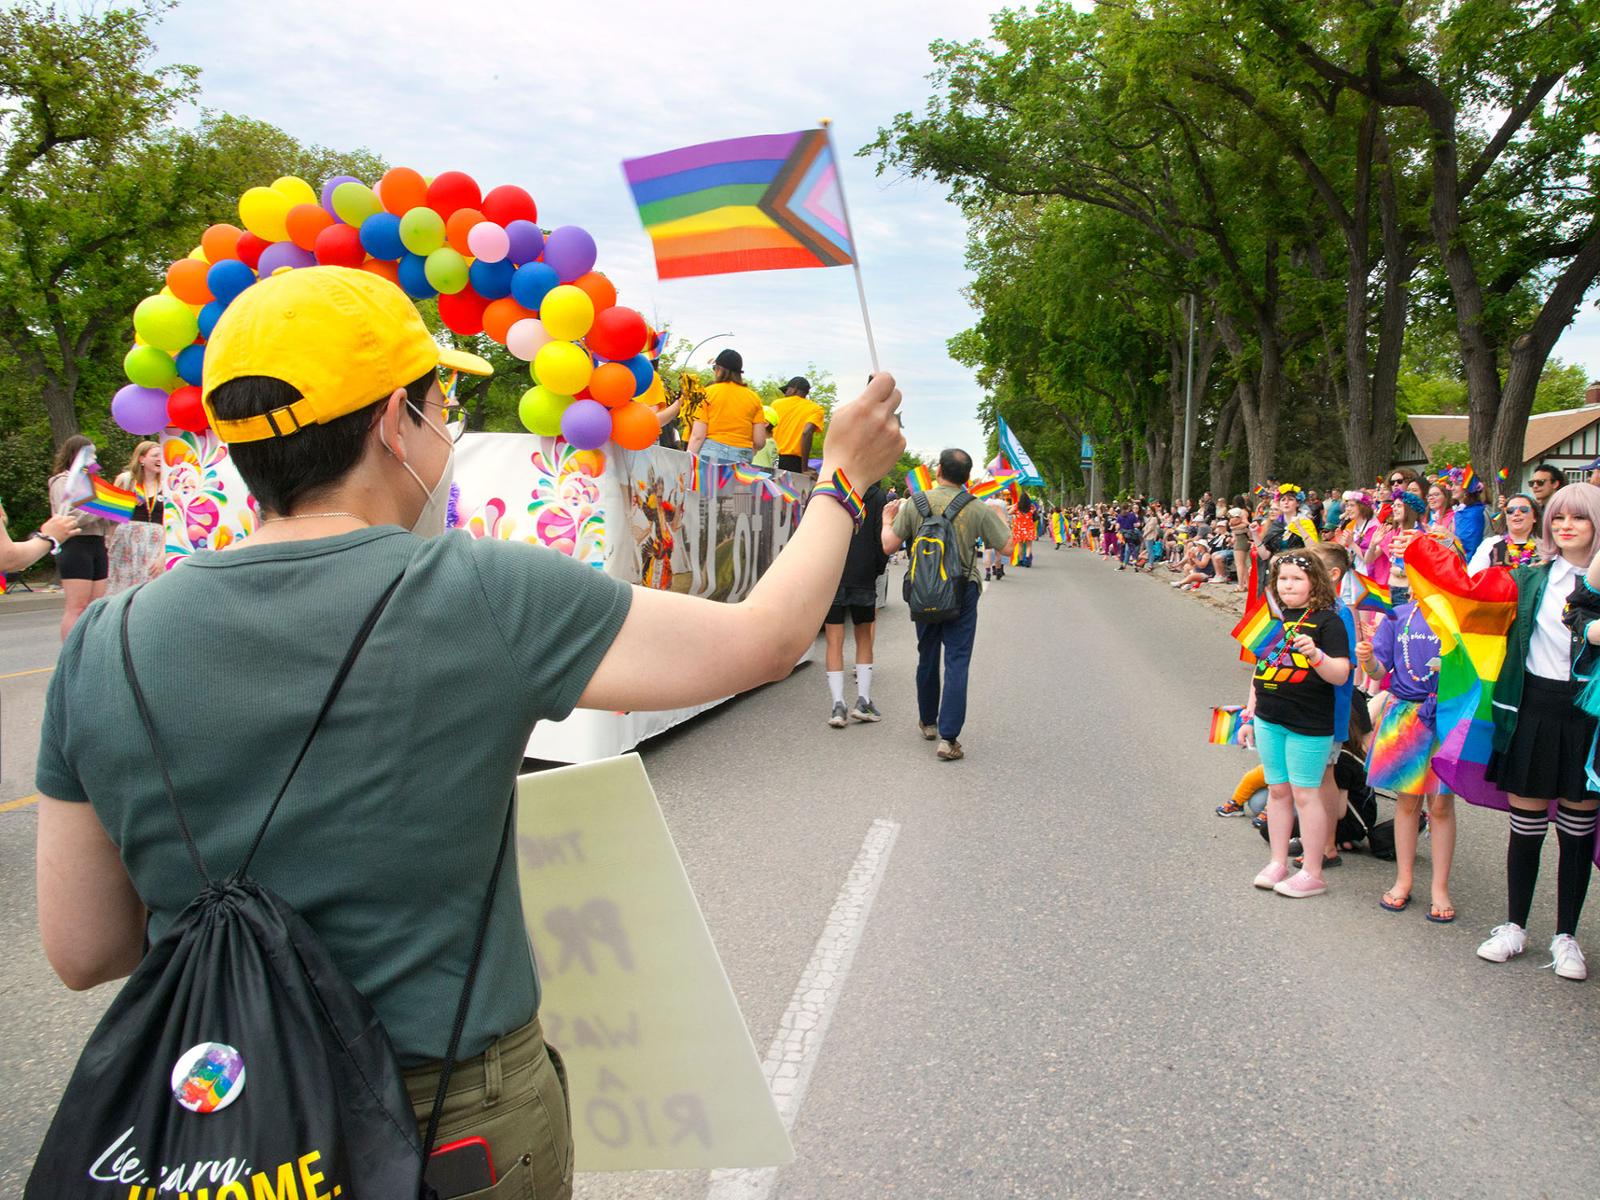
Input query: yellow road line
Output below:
<box><xmin>0</xmin><ymin>666</ymin><xmax>53</xmax><ymax>681</ymax></box>
<box><xmin>0</xmin><ymin>793</ymin><xmax>40</xmax><ymax>812</ymax></box>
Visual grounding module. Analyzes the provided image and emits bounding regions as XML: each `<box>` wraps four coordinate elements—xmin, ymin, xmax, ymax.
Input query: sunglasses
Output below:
<box><xmin>1505</xmin><ymin>505</ymin><xmax>1534</xmax><ymax>515</ymax></box>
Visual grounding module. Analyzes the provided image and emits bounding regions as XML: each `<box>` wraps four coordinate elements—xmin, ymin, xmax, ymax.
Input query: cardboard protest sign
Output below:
<box><xmin>516</xmin><ymin>756</ymin><xmax>792</xmax><ymax>1171</ymax></box>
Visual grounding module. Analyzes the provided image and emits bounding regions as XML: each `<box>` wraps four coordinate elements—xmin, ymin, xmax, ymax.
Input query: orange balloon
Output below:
<box><xmin>482</xmin><ymin>297</ymin><xmax>536</xmax><ymax>344</ymax></box>
<box><xmin>360</xmin><ymin>258</ymin><xmax>401</xmax><ymax>285</ymax></box>
<box><xmin>611</xmin><ymin>402</ymin><xmax>660</xmax><ymax>451</ymax></box>
<box><xmin>201</xmin><ymin>223</ymin><xmax>242</xmax><ymax>262</ymax></box>
<box><xmin>571</xmin><ymin>271</ymin><xmax>617</xmax><ymax>314</ymax></box>
<box><xmin>588</xmin><ymin>361</ymin><xmax>636</xmax><ymax>408</ymax></box>
<box><xmin>284</xmin><ymin>203</ymin><xmax>334</xmax><ymax>251</ymax></box>
<box><xmin>445</xmin><ymin>207</ymin><xmax>485</xmax><ymax>255</ymax></box>
<box><xmin>380</xmin><ymin>167</ymin><xmax>428</xmax><ymax>215</ymax></box>
<box><xmin>166</xmin><ymin>258</ymin><xmax>213</xmax><ymax>305</ymax></box>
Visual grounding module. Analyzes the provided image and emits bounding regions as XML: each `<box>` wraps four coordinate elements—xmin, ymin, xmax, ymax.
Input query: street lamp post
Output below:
<box><xmin>683</xmin><ymin>332</ymin><xmax>735</xmax><ymax>368</ymax></box>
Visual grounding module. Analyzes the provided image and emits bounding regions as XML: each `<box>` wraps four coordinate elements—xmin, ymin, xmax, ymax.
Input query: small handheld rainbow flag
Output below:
<box><xmin>906</xmin><ymin>464</ymin><xmax>933</xmax><ymax>494</ymax></box>
<box><xmin>729</xmin><ymin>462</ymin><xmax>800</xmax><ymax>503</ymax></box>
<box><xmin>1208</xmin><ymin>706</ymin><xmax>1252</xmax><ymax>746</ymax></box>
<box><xmin>1352</xmin><ymin>570</ymin><xmax>1395</xmax><ymax>615</ymax></box>
<box><xmin>967</xmin><ymin>471</ymin><xmax>1019</xmax><ymax>501</ymax></box>
<box><xmin>74</xmin><ymin>475</ymin><xmax>137</xmax><ymax>523</ymax></box>
<box><xmin>1231</xmin><ymin>601</ymin><xmax>1285</xmax><ymax>661</ymax></box>
<box><xmin>1497</xmin><ymin>467</ymin><xmax>1511</xmax><ymax>482</ymax></box>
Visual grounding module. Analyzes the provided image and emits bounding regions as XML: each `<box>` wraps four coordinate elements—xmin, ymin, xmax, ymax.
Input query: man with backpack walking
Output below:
<box><xmin>882</xmin><ymin>448</ymin><xmax>1014</xmax><ymax>761</ymax></box>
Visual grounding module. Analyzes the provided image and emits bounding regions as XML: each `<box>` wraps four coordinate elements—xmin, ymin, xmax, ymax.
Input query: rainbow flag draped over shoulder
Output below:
<box><xmin>75</xmin><ymin>475</ymin><xmax>137</xmax><ymax>523</ymax></box>
<box><xmin>622</xmin><ymin>131</ymin><xmax>855</xmax><ymax>279</ymax></box>
<box><xmin>1232</xmin><ymin>601</ymin><xmax>1285</xmax><ymax>661</ymax></box>
<box><xmin>1405</xmin><ymin>536</ymin><xmax>1517</xmax><ymax>806</ymax></box>
<box><xmin>1351</xmin><ymin>570</ymin><xmax>1394</xmax><ymax>616</ymax></box>
<box><xmin>1208</xmin><ymin>706</ymin><xmax>1252</xmax><ymax>746</ymax></box>
<box><xmin>905</xmin><ymin>465</ymin><xmax>933</xmax><ymax>494</ymax></box>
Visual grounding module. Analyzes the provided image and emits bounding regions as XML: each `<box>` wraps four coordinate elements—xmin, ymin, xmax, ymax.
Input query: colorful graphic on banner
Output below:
<box><xmin>451</xmin><ymin>435</ymin><xmax>607</xmax><ymax>568</ymax></box>
<box><xmin>161</xmin><ymin>430</ymin><xmax>255</xmax><ymax>565</ymax></box>
<box><xmin>517</xmin><ymin>756</ymin><xmax>793</xmax><ymax>1171</ymax></box>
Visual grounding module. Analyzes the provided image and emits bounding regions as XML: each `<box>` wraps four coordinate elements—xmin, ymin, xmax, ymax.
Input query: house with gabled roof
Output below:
<box><xmin>1394</xmin><ymin>390</ymin><xmax>1600</xmax><ymax>490</ymax></box>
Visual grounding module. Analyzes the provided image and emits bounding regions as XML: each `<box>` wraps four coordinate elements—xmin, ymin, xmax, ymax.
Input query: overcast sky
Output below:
<box><xmin>152</xmin><ymin>0</ymin><xmax>1600</xmax><ymax>466</ymax></box>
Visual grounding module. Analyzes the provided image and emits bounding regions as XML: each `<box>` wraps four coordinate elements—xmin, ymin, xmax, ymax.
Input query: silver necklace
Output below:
<box><xmin>259</xmin><ymin>511</ymin><xmax>368</xmax><ymax>526</ymax></box>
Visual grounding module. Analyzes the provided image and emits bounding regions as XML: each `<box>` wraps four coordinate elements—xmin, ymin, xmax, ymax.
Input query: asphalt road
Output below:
<box><xmin>4</xmin><ymin>550</ymin><xmax>1599</xmax><ymax>1198</ymax></box>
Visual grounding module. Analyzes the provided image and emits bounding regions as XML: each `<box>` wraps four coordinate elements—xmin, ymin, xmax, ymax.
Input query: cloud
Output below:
<box><xmin>154</xmin><ymin>0</ymin><xmax>999</xmax><ymax>452</ymax></box>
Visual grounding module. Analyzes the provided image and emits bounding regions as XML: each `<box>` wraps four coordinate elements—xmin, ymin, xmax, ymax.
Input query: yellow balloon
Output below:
<box><xmin>538</xmin><ymin>285</ymin><xmax>594</xmax><ymax>341</ymax></box>
<box><xmin>239</xmin><ymin>186</ymin><xmax>292</xmax><ymax>242</ymax></box>
<box><xmin>187</xmin><ymin>245</ymin><xmax>209</xmax><ymax>263</ymax></box>
<box><xmin>271</xmin><ymin>175</ymin><xmax>318</xmax><ymax>206</ymax></box>
<box><xmin>532</xmin><ymin>340</ymin><xmax>593</xmax><ymax>396</ymax></box>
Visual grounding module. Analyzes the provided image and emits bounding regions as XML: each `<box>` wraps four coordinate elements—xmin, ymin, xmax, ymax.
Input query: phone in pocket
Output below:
<box><xmin>424</xmin><ymin>1136</ymin><xmax>496</xmax><ymax>1197</ymax></box>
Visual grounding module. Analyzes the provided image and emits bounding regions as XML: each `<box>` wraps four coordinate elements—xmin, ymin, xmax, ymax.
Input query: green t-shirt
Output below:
<box><xmin>36</xmin><ymin>526</ymin><xmax>632</xmax><ymax>1066</ymax></box>
<box><xmin>891</xmin><ymin>485</ymin><xmax>1012</xmax><ymax>581</ymax></box>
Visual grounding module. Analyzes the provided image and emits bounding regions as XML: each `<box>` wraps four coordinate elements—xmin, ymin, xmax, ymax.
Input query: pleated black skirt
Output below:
<box><xmin>1486</xmin><ymin>674</ymin><xmax>1599</xmax><ymax>801</ymax></box>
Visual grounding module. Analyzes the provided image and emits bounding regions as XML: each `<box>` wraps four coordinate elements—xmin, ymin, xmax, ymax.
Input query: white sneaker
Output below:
<box><xmin>1476</xmin><ymin>923</ymin><xmax>1527</xmax><ymax>963</ymax></box>
<box><xmin>1547</xmin><ymin>934</ymin><xmax>1588</xmax><ymax>981</ymax></box>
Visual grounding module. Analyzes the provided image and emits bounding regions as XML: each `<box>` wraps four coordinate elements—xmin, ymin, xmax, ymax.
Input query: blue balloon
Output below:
<box><xmin>397</xmin><ymin>253</ymin><xmax>437</xmax><ymax>299</ymax></box>
<box><xmin>622</xmin><ymin>354</ymin><xmax>654</xmax><ymax>395</ymax></box>
<box><xmin>359</xmin><ymin>211</ymin><xmax>405</xmax><ymax>261</ymax></box>
<box><xmin>197</xmin><ymin>300</ymin><xmax>226</xmax><ymax>339</ymax></box>
<box><xmin>510</xmin><ymin>262</ymin><xmax>559</xmax><ymax>311</ymax></box>
<box><xmin>468</xmin><ymin>258</ymin><xmax>515</xmax><ymax>301</ymax></box>
<box><xmin>207</xmin><ymin>259</ymin><xmax>255</xmax><ymax>305</ymax></box>
<box><xmin>175</xmin><ymin>342</ymin><xmax>206</xmax><ymax>386</ymax></box>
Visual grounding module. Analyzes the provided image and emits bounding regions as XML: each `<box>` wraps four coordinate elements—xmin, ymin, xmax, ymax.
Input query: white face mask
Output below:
<box><xmin>387</xmin><ymin>401</ymin><xmax>454</xmax><ymax>538</ymax></box>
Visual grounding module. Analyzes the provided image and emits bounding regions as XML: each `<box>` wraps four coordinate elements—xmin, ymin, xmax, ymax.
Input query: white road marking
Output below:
<box><xmin>705</xmin><ymin>817</ymin><xmax>901</xmax><ymax>1200</ymax></box>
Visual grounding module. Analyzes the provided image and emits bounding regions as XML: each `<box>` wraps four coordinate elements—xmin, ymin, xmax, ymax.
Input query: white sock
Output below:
<box><xmin>856</xmin><ymin>663</ymin><xmax>872</xmax><ymax>702</ymax></box>
<box><xmin>827</xmin><ymin>671</ymin><xmax>845</xmax><ymax>705</ymax></box>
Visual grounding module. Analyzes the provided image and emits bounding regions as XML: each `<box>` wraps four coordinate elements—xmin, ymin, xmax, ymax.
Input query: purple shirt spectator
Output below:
<box><xmin>1370</xmin><ymin>602</ymin><xmax>1440</xmax><ymax>702</ymax></box>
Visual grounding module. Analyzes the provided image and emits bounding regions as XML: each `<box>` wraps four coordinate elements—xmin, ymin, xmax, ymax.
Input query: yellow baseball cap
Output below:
<box><xmin>200</xmin><ymin>265</ymin><xmax>492</xmax><ymax>443</ymax></box>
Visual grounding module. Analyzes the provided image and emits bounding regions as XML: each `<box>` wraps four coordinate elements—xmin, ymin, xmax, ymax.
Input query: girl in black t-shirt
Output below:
<box><xmin>1243</xmin><ymin>552</ymin><xmax>1352</xmax><ymax>900</ymax></box>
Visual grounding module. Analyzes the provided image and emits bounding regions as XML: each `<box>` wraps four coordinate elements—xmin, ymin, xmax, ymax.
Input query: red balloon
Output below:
<box><xmin>438</xmin><ymin>288</ymin><xmax>491</xmax><ymax>337</ymax></box>
<box><xmin>167</xmin><ymin>385</ymin><xmax>208</xmax><ymax>433</ymax></box>
<box><xmin>611</xmin><ymin>402</ymin><xmax>660</xmax><ymax>451</ymax></box>
<box><xmin>587</xmin><ymin>306</ymin><xmax>647</xmax><ymax>362</ymax></box>
<box><xmin>427</xmin><ymin>171</ymin><xmax>482</xmax><ymax>218</ymax></box>
<box><xmin>589</xmin><ymin>362</ymin><xmax>636</xmax><ymax>408</ymax></box>
<box><xmin>313</xmin><ymin>223</ymin><xmax>366</xmax><ymax>267</ymax></box>
<box><xmin>481</xmin><ymin>184</ymin><xmax>537</xmax><ymax>227</ymax></box>
<box><xmin>235</xmin><ymin>232</ymin><xmax>269</xmax><ymax>270</ymax></box>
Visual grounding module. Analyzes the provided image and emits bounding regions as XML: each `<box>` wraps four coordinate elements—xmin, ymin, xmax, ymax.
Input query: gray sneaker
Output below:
<box><xmin>850</xmin><ymin>699</ymin><xmax>882</xmax><ymax>723</ymax></box>
<box><xmin>828</xmin><ymin>702</ymin><xmax>848</xmax><ymax>728</ymax></box>
<box><xmin>918</xmin><ymin>722</ymin><xmax>938</xmax><ymax>741</ymax></box>
<box><xmin>936</xmin><ymin>739</ymin><xmax>964</xmax><ymax>761</ymax></box>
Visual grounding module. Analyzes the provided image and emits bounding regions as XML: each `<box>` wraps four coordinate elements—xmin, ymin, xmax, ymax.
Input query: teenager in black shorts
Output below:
<box><xmin>825</xmin><ymin>482</ymin><xmax>889</xmax><ymax>727</ymax></box>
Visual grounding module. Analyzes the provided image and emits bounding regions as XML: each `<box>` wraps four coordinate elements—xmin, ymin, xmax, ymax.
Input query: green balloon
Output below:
<box><xmin>331</xmin><ymin>181</ymin><xmax>381</xmax><ymax>227</ymax></box>
<box><xmin>399</xmin><ymin>206</ymin><xmax>446</xmax><ymax>256</ymax></box>
<box><xmin>124</xmin><ymin>344</ymin><xmax>178</xmax><ymax>390</ymax></box>
<box><xmin>424</xmin><ymin>247</ymin><xmax>469</xmax><ymax>295</ymax></box>
<box><xmin>518</xmin><ymin>385</ymin><xmax>571</xmax><ymax>436</ymax></box>
<box><xmin>133</xmin><ymin>294</ymin><xmax>199</xmax><ymax>354</ymax></box>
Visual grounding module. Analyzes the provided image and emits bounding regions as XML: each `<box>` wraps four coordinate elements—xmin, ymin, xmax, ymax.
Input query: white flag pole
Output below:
<box><xmin>819</xmin><ymin>119</ymin><xmax>881</xmax><ymax>374</ymax></box>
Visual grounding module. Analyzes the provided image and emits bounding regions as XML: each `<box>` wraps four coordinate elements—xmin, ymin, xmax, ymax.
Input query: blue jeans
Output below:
<box><xmin>915</xmin><ymin>580</ymin><xmax>980</xmax><ymax>740</ymax></box>
<box><xmin>1120</xmin><ymin>539</ymin><xmax>1138</xmax><ymax>565</ymax></box>
<box><xmin>699</xmin><ymin>439</ymin><xmax>754</xmax><ymax>464</ymax></box>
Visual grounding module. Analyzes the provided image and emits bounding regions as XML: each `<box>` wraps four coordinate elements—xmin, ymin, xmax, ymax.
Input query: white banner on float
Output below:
<box><xmin>517</xmin><ymin>755</ymin><xmax>793</xmax><ymax>1171</ymax></box>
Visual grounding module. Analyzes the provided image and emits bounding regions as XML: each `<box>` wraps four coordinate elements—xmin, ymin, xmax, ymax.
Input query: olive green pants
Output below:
<box><xmin>405</xmin><ymin>1017</ymin><xmax>573</xmax><ymax>1200</ymax></box>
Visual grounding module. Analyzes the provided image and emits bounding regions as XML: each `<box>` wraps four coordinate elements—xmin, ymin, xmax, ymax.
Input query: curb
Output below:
<box><xmin>0</xmin><ymin>592</ymin><xmax>65</xmax><ymax>614</ymax></box>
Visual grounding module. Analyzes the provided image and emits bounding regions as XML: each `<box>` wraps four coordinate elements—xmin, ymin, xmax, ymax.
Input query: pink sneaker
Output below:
<box><xmin>1253</xmin><ymin>861</ymin><xmax>1290</xmax><ymax>890</ymax></box>
<box><xmin>1273</xmin><ymin>869</ymin><xmax>1328</xmax><ymax>899</ymax></box>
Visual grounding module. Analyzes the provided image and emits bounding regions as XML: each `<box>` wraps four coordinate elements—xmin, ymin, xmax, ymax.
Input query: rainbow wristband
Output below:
<box><xmin>807</xmin><ymin>470</ymin><xmax>864</xmax><ymax>530</ymax></box>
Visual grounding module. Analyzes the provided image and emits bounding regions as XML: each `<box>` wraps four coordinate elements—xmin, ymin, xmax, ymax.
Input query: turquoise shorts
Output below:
<box><xmin>1255</xmin><ymin>718</ymin><xmax>1334</xmax><ymax>790</ymax></box>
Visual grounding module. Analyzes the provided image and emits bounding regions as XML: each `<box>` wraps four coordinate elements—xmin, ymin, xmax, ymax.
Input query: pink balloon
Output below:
<box><xmin>466</xmin><ymin>221</ymin><xmax>510</xmax><ymax>264</ymax></box>
<box><xmin>506</xmin><ymin>318</ymin><xmax>552</xmax><ymax>362</ymax></box>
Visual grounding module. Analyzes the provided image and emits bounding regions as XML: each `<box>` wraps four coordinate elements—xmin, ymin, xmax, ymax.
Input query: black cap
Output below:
<box><xmin>783</xmin><ymin>376</ymin><xmax>811</xmax><ymax>395</ymax></box>
<box><xmin>713</xmin><ymin>348</ymin><xmax>743</xmax><ymax>372</ymax></box>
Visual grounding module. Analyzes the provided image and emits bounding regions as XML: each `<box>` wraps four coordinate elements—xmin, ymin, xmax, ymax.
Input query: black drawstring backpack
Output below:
<box><xmin>27</xmin><ymin>573</ymin><xmax>512</xmax><ymax>1200</ymax></box>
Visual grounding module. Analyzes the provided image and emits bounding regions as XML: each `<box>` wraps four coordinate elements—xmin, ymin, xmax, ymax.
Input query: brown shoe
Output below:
<box><xmin>936</xmin><ymin>739</ymin><xmax>964</xmax><ymax>761</ymax></box>
<box><xmin>918</xmin><ymin>723</ymin><xmax>938</xmax><ymax>741</ymax></box>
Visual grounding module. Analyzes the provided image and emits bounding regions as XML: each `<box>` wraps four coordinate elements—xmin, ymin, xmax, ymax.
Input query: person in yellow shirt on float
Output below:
<box><xmin>771</xmin><ymin>377</ymin><xmax>825</xmax><ymax>476</ymax></box>
<box><xmin>687</xmin><ymin>348</ymin><xmax>766</xmax><ymax>464</ymax></box>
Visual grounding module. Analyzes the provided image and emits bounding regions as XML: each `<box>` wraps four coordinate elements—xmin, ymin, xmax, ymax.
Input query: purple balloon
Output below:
<box><xmin>112</xmin><ymin>384</ymin><xmax>171</xmax><ymax>435</ymax></box>
<box><xmin>321</xmin><ymin>174</ymin><xmax>361</xmax><ymax>219</ymax></box>
<box><xmin>256</xmin><ymin>242</ymin><xmax>316</xmax><ymax>276</ymax></box>
<box><xmin>560</xmin><ymin>398</ymin><xmax>613</xmax><ymax>451</ymax></box>
<box><xmin>504</xmin><ymin>219</ymin><xmax>545</xmax><ymax>267</ymax></box>
<box><xmin>542</xmin><ymin>225</ymin><xmax>597</xmax><ymax>282</ymax></box>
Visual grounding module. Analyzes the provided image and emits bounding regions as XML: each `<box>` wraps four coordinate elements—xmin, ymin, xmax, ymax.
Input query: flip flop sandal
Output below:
<box><xmin>1380</xmin><ymin>891</ymin><xmax>1411</xmax><ymax>912</ymax></box>
<box><xmin>1427</xmin><ymin>904</ymin><xmax>1457</xmax><ymax>924</ymax></box>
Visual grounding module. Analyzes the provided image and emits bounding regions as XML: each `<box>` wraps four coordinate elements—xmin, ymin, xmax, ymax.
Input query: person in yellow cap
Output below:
<box><xmin>772</xmin><ymin>376</ymin><xmax>825</xmax><ymax>476</ymax></box>
<box><xmin>32</xmin><ymin>265</ymin><xmax>906</xmax><ymax>1193</ymax></box>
